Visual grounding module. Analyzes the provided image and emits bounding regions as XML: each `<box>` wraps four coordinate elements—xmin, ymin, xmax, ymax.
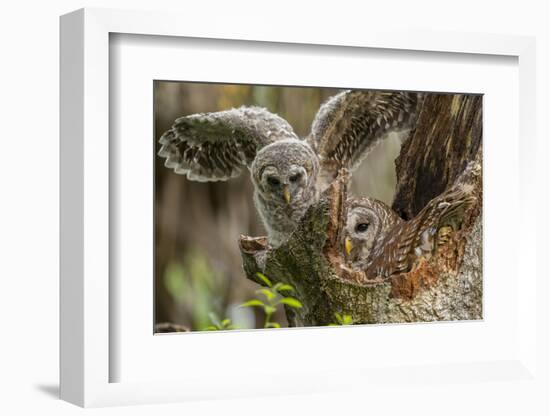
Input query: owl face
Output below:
<box><xmin>259</xmin><ymin>164</ymin><xmax>308</xmax><ymax>205</ymax></box>
<box><xmin>343</xmin><ymin>205</ymin><xmax>381</xmax><ymax>266</ymax></box>
<box><xmin>251</xmin><ymin>139</ymin><xmax>318</xmax><ymax>207</ymax></box>
<box><xmin>342</xmin><ymin>198</ymin><xmax>402</xmax><ymax>268</ymax></box>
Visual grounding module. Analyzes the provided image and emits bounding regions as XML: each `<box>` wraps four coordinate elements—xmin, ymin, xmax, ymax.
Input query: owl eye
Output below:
<box><xmin>267</xmin><ymin>176</ymin><xmax>280</xmax><ymax>186</ymax></box>
<box><xmin>289</xmin><ymin>173</ymin><xmax>302</xmax><ymax>183</ymax></box>
<box><xmin>355</xmin><ymin>223</ymin><xmax>369</xmax><ymax>233</ymax></box>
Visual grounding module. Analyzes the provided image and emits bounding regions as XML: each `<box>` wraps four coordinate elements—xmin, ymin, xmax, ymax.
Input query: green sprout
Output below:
<box><xmin>203</xmin><ymin>312</ymin><xmax>237</xmax><ymax>331</ymax></box>
<box><xmin>240</xmin><ymin>272</ymin><xmax>302</xmax><ymax>329</ymax></box>
<box><xmin>328</xmin><ymin>312</ymin><xmax>354</xmax><ymax>326</ymax></box>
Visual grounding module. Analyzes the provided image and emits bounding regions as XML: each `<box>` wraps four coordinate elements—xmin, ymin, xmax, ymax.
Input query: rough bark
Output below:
<box><xmin>392</xmin><ymin>94</ymin><xmax>483</xmax><ymax>219</ymax></box>
<box><xmin>239</xmin><ymin>93</ymin><xmax>483</xmax><ymax>326</ymax></box>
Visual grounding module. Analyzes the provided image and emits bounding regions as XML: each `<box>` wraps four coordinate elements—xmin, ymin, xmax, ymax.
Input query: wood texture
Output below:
<box><xmin>393</xmin><ymin>94</ymin><xmax>482</xmax><ymax>219</ymax></box>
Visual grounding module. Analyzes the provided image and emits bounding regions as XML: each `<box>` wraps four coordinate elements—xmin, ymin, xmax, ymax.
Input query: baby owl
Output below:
<box><xmin>343</xmin><ymin>184</ymin><xmax>476</xmax><ymax>279</ymax></box>
<box><xmin>158</xmin><ymin>90</ymin><xmax>422</xmax><ymax>246</ymax></box>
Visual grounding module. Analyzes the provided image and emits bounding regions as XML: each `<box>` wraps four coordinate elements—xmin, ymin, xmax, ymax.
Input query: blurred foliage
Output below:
<box><xmin>155</xmin><ymin>81</ymin><xmax>401</xmax><ymax>332</ymax></box>
<box><xmin>163</xmin><ymin>250</ymin><xmax>227</xmax><ymax>330</ymax></box>
<box><xmin>217</xmin><ymin>84</ymin><xmax>252</xmax><ymax>109</ymax></box>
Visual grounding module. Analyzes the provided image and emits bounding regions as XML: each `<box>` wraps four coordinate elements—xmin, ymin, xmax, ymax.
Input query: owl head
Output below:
<box><xmin>342</xmin><ymin>198</ymin><xmax>401</xmax><ymax>267</ymax></box>
<box><xmin>251</xmin><ymin>139</ymin><xmax>319</xmax><ymax>206</ymax></box>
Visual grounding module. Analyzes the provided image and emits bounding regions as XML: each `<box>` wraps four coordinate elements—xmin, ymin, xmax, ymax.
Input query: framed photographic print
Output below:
<box><xmin>153</xmin><ymin>81</ymin><xmax>482</xmax><ymax>333</ymax></box>
<box><xmin>60</xmin><ymin>7</ymin><xmax>539</xmax><ymax>408</ymax></box>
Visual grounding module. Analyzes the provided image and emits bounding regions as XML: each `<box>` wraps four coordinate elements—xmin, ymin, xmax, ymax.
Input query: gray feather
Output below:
<box><xmin>158</xmin><ymin>106</ymin><xmax>298</xmax><ymax>182</ymax></box>
<box><xmin>308</xmin><ymin>90</ymin><xmax>423</xmax><ymax>186</ymax></box>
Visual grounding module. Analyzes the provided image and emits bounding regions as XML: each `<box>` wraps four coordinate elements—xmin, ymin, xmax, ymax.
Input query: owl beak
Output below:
<box><xmin>283</xmin><ymin>186</ymin><xmax>291</xmax><ymax>204</ymax></box>
<box><xmin>345</xmin><ymin>237</ymin><xmax>353</xmax><ymax>256</ymax></box>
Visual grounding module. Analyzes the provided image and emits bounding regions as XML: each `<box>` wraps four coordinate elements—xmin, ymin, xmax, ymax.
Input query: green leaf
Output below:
<box><xmin>257</xmin><ymin>288</ymin><xmax>276</xmax><ymax>301</ymax></box>
<box><xmin>264</xmin><ymin>305</ymin><xmax>276</xmax><ymax>315</ymax></box>
<box><xmin>256</xmin><ymin>272</ymin><xmax>272</xmax><ymax>287</ymax></box>
<box><xmin>275</xmin><ymin>284</ymin><xmax>294</xmax><ymax>293</ymax></box>
<box><xmin>221</xmin><ymin>319</ymin><xmax>231</xmax><ymax>327</ymax></box>
<box><xmin>240</xmin><ymin>299</ymin><xmax>266</xmax><ymax>308</ymax></box>
<box><xmin>265</xmin><ymin>322</ymin><xmax>281</xmax><ymax>328</ymax></box>
<box><xmin>278</xmin><ymin>297</ymin><xmax>303</xmax><ymax>309</ymax></box>
<box><xmin>331</xmin><ymin>312</ymin><xmax>353</xmax><ymax>325</ymax></box>
<box><xmin>204</xmin><ymin>326</ymin><xmax>218</xmax><ymax>331</ymax></box>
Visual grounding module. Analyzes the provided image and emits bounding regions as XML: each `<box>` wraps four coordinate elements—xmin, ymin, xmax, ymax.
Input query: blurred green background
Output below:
<box><xmin>154</xmin><ymin>82</ymin><xmax>402</xmax><ymax>331</ymax></box>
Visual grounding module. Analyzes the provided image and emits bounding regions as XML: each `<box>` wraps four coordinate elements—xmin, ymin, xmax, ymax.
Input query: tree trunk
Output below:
<box><xmin>239</xmin><ymin>93</ymin><xmax>483</xmax><ymax>326</ymax></box>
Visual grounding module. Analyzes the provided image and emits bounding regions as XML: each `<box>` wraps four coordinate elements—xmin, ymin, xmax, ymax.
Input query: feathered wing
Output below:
<box><xmin>158</xmin><ymin>106</ymin><xmax>298</xmax><ymax>181</ymax></box>
<box><xmin>308</xmin><ymin>90</ymin><xmax>422</xmax><ymax>186</ymax></box>
<box><xmin>366</xmin><ymin>184</ymin><xmax>476</xmax><ymax>279</ymax></box>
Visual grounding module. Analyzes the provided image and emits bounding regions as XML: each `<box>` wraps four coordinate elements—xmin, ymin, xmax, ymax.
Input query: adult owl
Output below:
<box><xmin>158</xmin><ymin>90</ymin><xmax>421</xmax><ymax>246</ymax></box>
<box><xmin>343</xmin><ymin>184</ymin><xmax>475</xmax><ymax>278</ymax></box>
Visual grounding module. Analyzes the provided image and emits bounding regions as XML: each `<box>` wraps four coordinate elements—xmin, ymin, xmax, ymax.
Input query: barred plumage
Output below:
<box><xmin>159</xmin><ymin>106</ymin><xmax>298</xmax><ymax>181</ymax></box>
<box><xmin>308</xmin><ymin>90</ymin><xmax>422</xmax><ymax>188</ymax></box>
<box><xmin>343</xmin><ymin>183</ymin><xmax>476</xmax><ymax>279</ymax></box>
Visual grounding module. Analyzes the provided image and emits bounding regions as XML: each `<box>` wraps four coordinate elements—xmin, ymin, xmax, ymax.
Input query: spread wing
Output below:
<box><xmin>366</xmin><ymin>184</ymin><xmax>476</xmax><ymax>279</ymax></box>
<box><xmin>308</xmin><ymin>90</ymin><xmax>422</xmax><ymax>186</ymax></box>
<box><xmin>158</xmin><ymin>106</ymin><xmax>298</xmax><ymax>181</ymax></box>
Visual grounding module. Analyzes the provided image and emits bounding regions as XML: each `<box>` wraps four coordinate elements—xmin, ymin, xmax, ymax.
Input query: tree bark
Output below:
<box><xmin>239</xmin><ymin>93</ymin><xmax>483</xmax><ymax>326</ymax></box>
<box><xmin>393</xmin><ymin>94</ymin><xmax>483</xmax><ymax>219</ymax></box>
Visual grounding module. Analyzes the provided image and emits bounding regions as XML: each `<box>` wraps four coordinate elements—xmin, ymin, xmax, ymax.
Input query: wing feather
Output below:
<box><xmin>308</xmin><ymin>90</ymin><xmax>422</xmax><ymax>185</ymax></box>
<box><xmin>366</xmin><ymin>184</ymin><xmax>476</xmax><ymax>279</ymax></box>
<box><xmin>158</xmin><ymin>106</ymin><xmax>298</xmax><ymax>181</ymax></box>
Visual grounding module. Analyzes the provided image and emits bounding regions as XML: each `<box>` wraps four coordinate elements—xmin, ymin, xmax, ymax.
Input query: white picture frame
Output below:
<box><xmin>60</xmin><ymin>7</ymin><xmax>538</xmax><ymax>408</ymax></box>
